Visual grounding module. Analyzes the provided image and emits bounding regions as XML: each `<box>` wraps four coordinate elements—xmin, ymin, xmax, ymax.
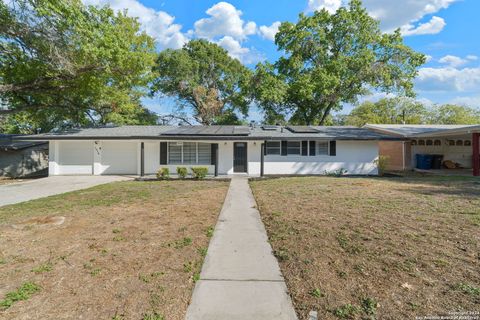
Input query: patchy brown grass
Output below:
<box><xmin>0</xmin><ymin>180</ymin><xmax>228</xmax><ymax>320</ymax></box>
<box><xmin>0</xmin><ymin>177</ymin><xmax>31</xmax><ymax>185</ymax></box>
<box><xmin>251</xmin><ymin>176</ymin><xmax>480</xmax><ymax>320</ymax></box>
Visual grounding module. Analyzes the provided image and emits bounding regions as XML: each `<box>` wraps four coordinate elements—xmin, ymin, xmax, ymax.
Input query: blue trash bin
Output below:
<box><xmin>416</xmin><ymin>154</ymin><xmax>433</xmax><ymax>170</ymax></box>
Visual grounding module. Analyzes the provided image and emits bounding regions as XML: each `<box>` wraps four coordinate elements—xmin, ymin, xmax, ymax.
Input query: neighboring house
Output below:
<box><xmin>0</xmin><ymin>134</ymin><xmax>49</xmax><ymax>178</ymax></box>
<box><xmin>365</xmin><ymin>124</ymin><xmax>480</xmax><ymax>176</ymax></box>
<box><xmin>14</xmin><ymin>125</ymin><xmax>401</xmax><ymax>177</ymax></box>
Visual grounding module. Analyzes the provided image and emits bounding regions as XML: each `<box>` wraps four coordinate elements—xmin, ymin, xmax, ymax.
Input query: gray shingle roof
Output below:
<box><xmin>0</xmin><ymin>134</ymin><xmax>47</xmax><ymax>151</ymax></box>
<box><xmin>13</xmin><ymin>125</ymin><xmax>402</xmax><ymax>141</ymax></box>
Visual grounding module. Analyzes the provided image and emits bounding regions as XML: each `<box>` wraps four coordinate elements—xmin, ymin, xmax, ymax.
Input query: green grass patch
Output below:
<box><xmin>0</xmin><ymin>282</ymin><xmax>41</xmax><ymax>310</ymax></box>
<box><xmin>31</xmin><ymin>262</ymin><xmax>53</xmax><ymax>274</ymax></box>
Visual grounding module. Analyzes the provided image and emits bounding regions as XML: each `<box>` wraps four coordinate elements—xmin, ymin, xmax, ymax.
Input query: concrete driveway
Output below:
<box><xmin>0</xmin><ymin>176</ymin><xmax>132</xmax><ymax>207</ymax></box>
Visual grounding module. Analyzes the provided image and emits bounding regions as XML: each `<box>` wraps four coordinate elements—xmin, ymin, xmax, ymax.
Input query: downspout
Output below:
<box><xmin>215</xmin><ymin>144</ymin><xmax>219</xmax><ymax>177</ymax></box>
<box><xmin>140</xmin><ymin>142</ymin><xmax>145</xmax><ymax>177</ymax></box>
<box><xmin>402</xmin><ymin>141</ymin><xmax>406</xmax><ymax>171</ymax></box>
<box><xmin>260</xmin><ymin>141</ymin><xmax>266</xmax><ymax>177</ymax></box>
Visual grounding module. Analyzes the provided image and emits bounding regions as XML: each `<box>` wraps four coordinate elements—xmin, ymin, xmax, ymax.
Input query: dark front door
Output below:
<box><xmin>233</xmin><ymin>142</ymin><xmax>248</xmax><ymax>173</ymax></box>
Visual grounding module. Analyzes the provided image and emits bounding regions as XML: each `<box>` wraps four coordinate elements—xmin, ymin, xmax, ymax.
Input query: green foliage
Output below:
<box><xmin>374</xmin><ymin>156</ymin><xmax>390</xmax><ymax>176</ymax></box>
<box><xmin>0</xmin><ymin>0</ymin><xmax>157</xmax><ymax>132</ymax></box>
<box><xmin>191</xmin><ymin>167</ymin><xmax>208</xmax><ymax>179</ymax></box>
<box><xmin>333</xmin><ymin>304</ymin><xmax>360</xmax><ymax>319</ymax></box>
<box><xmin>361</xmin><ymin>297</ymin><xmax>378</xmax><ymax>316</ymax></box>
<box><xmin>324</xmin><ymin>168</ymin><xmax>348</xmax><ymax>177</ymax></box>
<box><xmin>344</xmin><ymin>98</ymin><xmax>428</xmax><ymax>126</ymax></box>
<box><xmin>156</xmin><ymin>168</ymin><xmax>170</xmax><ymax>180</ymax></box>
<box><xmin>309</xmin><ymin>288</ymin><xmax>325</xmax><ymax>298</ymax></box>
<box><xmin>427</xmin><ymin>104</ymin><xmax>480</xmax><ymax>125</ymax></box>
<box><xmin>0</xmin><ymin>282</ymin><xmax>40</xmax><ymax>309</ymax></box>
<box><xmin>343</xmin><ymin>98</ymin><xmax>480</xmax><ymax>126</ymax></box>
<box><xmin>455</xmin><ymin>283</ymin><xmax>480</xmax><ymax>296</ymax></box>
<box><xmin>31</xmin><ymin>262</ymin><xmax>53</xmax><ymax>274</ymax></box>
<box><xmin>253</xmin><ymin>0</ymin><xmax>425</xmax><ymax>125</ymax></box>
<box><xmin>176</xmin><ymin>167</ymin><xmax>188</xmax><ymax>179</ymax></box>
<box><xmin>142</xmin><ymin>312</ymin><xmax>165</xmax><ymax>320</ymax></box>
<box><xmin>151</xmin><ymin>39</ymin><xmax>252</xmax><ymax>125</ymax></box>
<box><xmin>172</xmin><ymin>237</ymin><xmax>192</xmax><ymax>249</ymax></box>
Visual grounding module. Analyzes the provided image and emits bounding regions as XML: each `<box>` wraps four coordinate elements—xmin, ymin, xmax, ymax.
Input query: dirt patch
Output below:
<box><xmin>11</xmin><ymin>216</ymin><xmax>66</xmax><ymax>230</ymax></box>
<box><xmin>0</xmin><ymin>180</ymin><xmax>229</xmax><ymax>320</ymax></box>
<box><xmin>251</xmin><ymin>176</ymin><xmax>480</xmax><ymax>320</ymax></box>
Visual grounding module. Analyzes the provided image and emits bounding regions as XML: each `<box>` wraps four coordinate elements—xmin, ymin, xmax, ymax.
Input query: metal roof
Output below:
<box><xmin>12</xmin><ymin>125</ymin><xmax>402</xmax><ymax>141</ymax></box>
<box><xmin>364</xmin><ymin>124</ymin><xmax>480</xmax><ymax>137</ymax></box>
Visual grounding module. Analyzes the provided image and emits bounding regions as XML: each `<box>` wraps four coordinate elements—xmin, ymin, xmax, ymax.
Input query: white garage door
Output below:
<box><xmin>58</xmin><ymin>141</ymin><xmax>93</xmax><ymax>175</ymax></box>
<box><xmin>101</xmin><ymin>141</ymin><xmax>138</xmax><ymax>175</ymax></box>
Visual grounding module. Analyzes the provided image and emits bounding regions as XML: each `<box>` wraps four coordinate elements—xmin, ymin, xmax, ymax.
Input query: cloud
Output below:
<box><xmin>416</xmin><ymin>67</ymin><xmax>480</xmax><ymax>92</ymax></box>
<box><xmin>305</xmin><ymin>0</ymin><xmax>459</xmax><ymax>36</ymax></box>
<box><xmin>217</xmin><ymin>36</ymin><xmax>265</xmax><ymax>64</ymax></box>
<box><xmin>439</xmin><ymin>55</ymin><xmax>468</xmax><ymax>67</ymax></box>
<box><xmin>467</xmin><ymin>55</ymin><xmax>478</xmax><ymax>61</ymax></box>
<box><xmin>193</xmin><ymin>2</ymin><xmax>257</xmax><ymax>41</ymax></box>
<box><xmin>362</xmin><ymin>0</ymin><xmax>457</xmax><ymax>33</ymax></box>
<box><xmin>400</xmin><ymin>16</ymin><xmax>446</xmax><ymax>36</ymax></box>
<box><xmin>450</xmin><ymin>96</ymin><xmax>480</xmax><ymax>108</ymax></box>
<box><xmin>83</xmin><ymin>0</ymin><xmax>188</xmax><ymax>49</ymax></box>
<box><xmin>258</xmin><ymin>21</ymin><xmax>281</xmax><ymax>41</ymax></box>
<box><xmin>306</xmin><ymin>0</ymin><xmax>342</xmax><ymax>13</ymax></box>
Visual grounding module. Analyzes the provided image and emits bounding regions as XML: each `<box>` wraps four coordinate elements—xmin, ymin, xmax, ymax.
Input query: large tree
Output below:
<box><xmin>150</xmin><ymin>39</ymin><xmax>252</xmax><ymax>125</ymax></box>
<box><xmin>252</xmin><ymin>0</ymin><xmax>425</xmax><ymax>125</ymax></box>
<box><xmin>0</xmin><ymin>0</ymin><xmax>157</xmax><ymax>132</ymax></box>
<box><xmin>344</xmin><ymin>98</ymin><xmax>428</xmax><ymax>126</ymax></box>
<box><xmin>426</xmin><ymin>104</ymin><xmax>480</xmax><ymax>125</ymax></box>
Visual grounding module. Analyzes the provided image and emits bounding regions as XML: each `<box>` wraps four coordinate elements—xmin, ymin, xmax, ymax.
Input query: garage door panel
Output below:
<box><xmin>101</xmin><ymin>142</ymin><xmax>137</xmax><ymax>175</ymax></box>
<box><xmin>58</xmin><ymin>141</ymin><xmax>93</xmax><ymax>175</ymax></box>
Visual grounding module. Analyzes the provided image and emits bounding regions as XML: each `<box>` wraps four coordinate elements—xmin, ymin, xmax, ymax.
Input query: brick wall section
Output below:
<box><xmin>378</xmin><ymin>141</ymin><xmax>411</xmax><ymax>170</ymax></box>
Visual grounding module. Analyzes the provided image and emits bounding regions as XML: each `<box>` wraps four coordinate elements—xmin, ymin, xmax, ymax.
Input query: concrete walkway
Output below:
<box><xmin>0</xmin><ymin>176</ymin><xmax>131</xmax><ymax>207</ymax></box>
<box><xmin>185</xmin><ymin>176</ymin><xmax>297</xmax><ymax>320</ymax></box>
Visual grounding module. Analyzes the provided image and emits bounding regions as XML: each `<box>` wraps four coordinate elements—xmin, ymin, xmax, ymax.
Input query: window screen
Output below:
<box><xmin>183</xmin><ymin>142</ymin><xmax>196</xmax><ymax>164</ymax></box>
<box><xmin>198</xmin><ymin>143</ymin><xmax>211</xmax><ymax>164</ymax></box>
<box><xmin>168</xmin><ymin>143</ymin><xmax>182</xmax><ymax>164</ymax></box>
<box><xmin>316</xmin><ymin>141</ymin><xmax>329</xmax><ymax>155</ymax></box>
<box><xmin>266</xmin><ymin>141</ymin><xmax>281</xmax><ymax>155</ymax></box>
<box><xmin>286</xmin><ymin>141</ymin><xmax>301</xmax><ymax>155</ymax></box>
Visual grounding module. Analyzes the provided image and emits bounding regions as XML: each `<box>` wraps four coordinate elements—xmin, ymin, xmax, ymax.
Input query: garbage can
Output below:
<box><xmin>416</xmin><ymin>154</ymin><xmax>433</xmax><ymax>170</ymax></box>
<box><xmin>431</xmin><ymin>155</ymin><xmax>444</xmax><ymax>169</ymax></box>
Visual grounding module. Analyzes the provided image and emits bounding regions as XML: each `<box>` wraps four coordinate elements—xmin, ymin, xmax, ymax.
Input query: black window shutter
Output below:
<box><xmin>301</xmin><ymin>141</ymin><xmax>308</xmax><ymax>156</ymax></box>
<box><xmin>210</xmin><ymin>144</ymin><xmax>217</xmax><ymax>165</ymax></box>
<box><xmin>281</xmin><ymin>141</ymin><xmax>288</xmax><ymax>156</ymax></box>
<box><xmin>329</xmin><ymin>141</ymin><xmax>336</xmax><ymax>156</ymax></box>
<box><xmin>160</xmin><ymin>142</ymin><xmax>167</xmax><ymax>164</ymax></box>
<box><xmin>309</xmin><ymin>141</ymin><xmax>316</xmax><ymax>156</ymax></box>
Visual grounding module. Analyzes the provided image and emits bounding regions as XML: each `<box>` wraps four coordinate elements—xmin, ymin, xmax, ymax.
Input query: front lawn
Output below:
<box><xmin>0</xmin><ymin>180</ymin><xmax>229</xmax><ymax>320</ymax></box>
<box><xmin>251</xmin><ymin>176</ymin><xmax>480</xmax><ymax>320</ymax></box>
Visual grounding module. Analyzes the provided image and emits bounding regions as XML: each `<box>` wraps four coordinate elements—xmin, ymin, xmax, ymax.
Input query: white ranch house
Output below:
<box><xmin>17</xmin><ymin>125</ymin><xmax>402</xmax><ymax>177</ymax></box>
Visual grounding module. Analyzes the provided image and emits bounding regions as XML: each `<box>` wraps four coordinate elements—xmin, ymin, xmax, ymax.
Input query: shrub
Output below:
<box><xmin>176</xmin><ymin>167</ymin><xmax>188</xmax><ymax>179</ymax></box>
<box><xmin>324</xmin><ymin>168</ymin><xmax>348</xmax><ymax>177</ymax></box>
<box><xmin>191</xmin><ymin>167</ymin><xmax>208</xmax><ymax>179</ymax></box>
<box><xmin>156</xmin><ymin>167</ymin><xmax>170</xmax><ymax>180</ymax></box>
<box><xmin>374</xmin><ymin>155</ymin><xmax>390</xmax><ymax>176</ymax></box>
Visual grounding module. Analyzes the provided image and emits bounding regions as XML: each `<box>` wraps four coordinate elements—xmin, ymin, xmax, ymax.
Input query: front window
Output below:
<box><xmin>316</xmin><ymin>141</ymin><xmax>329</xmax><ymax>155</ymax></box>
<box><xmin>266</xmin><ymin>141</ymin><xmax>281</xmax><ymax>155</ymax></box>
<box><xmin>287</xmin><ymin>141</ymin><xmax>301</xmax><ymax>155</ymax></box>
<box><xmin>168</xmin><ymin>142</ymin><xmax>211</xmax><ymax>165</ymax></box>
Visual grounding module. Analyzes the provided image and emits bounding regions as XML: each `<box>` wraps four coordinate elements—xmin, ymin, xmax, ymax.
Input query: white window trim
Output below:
<box><xmin>316</xmin><ymin>141</ymin><xmax>330</xmax><ymax>156</ymax></box>
<box><xmin>266</xmin><ymin>140</ymin><xmax>282</xmax><ymax>155</ymax></box>
<box><xmin>167</xmin><ymin>142</ymin><xmax>211</xmax><ymax>165</ymax></box>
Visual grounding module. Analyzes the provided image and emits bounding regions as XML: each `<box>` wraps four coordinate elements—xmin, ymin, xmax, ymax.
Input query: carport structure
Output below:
<box><xmin>365</xmin><ymin>124</ymin><xmax>480</xmax><ymax>176</ymax></box>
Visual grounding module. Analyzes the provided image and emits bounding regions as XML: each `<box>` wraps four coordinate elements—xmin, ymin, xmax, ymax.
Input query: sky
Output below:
<box><xmin>83</xmin><ymin>0</ymin><xmax>480</xmax><ymax>122</ymax></box>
